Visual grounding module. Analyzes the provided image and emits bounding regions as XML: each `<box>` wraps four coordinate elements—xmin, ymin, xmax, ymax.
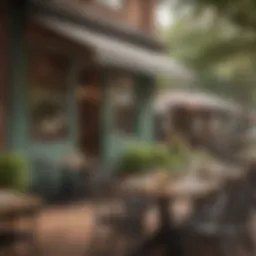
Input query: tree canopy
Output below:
<box><xmin>165</xmin><ymin>7</ymin><xmax>256</xmax><ymax>107</ymax></box>
<box><xmin>167</xmin><ymin>0</ymin><xmax>256</xmax><ymax>31</ymax></box>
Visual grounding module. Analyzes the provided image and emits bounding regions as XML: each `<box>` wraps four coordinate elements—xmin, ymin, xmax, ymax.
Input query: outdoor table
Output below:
<box><xmin>115</xmin><ymin>172</ymin><xmax>223</xmax><ymax>255</ymax></box>
<box><xmin>0</xmin><ymin>190</ymin><xmax>42</xmax><ymax>254</ymax></box>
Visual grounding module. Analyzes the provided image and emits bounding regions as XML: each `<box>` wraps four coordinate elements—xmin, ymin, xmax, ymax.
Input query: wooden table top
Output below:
<box><xmin>116</xmin><ymin>171</ymin><xmax>223</xmax><ymax>200</ymax></box>
<box><xmin>116</xmin><ymin>162</ymin><xmax>246</xmax><ymax>196</ymax></box>
<box><xmin>0</xmin><ymin>190</ymin><xmax>42</xmax><ymax>217</ymax></box>
<box><xmin>166</xmin><ymin>175</ymin><xmax>222</xmax><ymax>198</ymax></box>
<box><xmin>115</xmin><ymin>166</ymin><xmax>247</xmax><ymax>227</ymax></box>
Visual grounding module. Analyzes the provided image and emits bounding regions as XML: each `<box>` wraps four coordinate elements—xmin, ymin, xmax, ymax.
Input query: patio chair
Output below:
<box><xmin>183</xmin><ymin>170</ymin><xmax>255</xmax><ymax>256</ymax></box>
<box><xmin>246</xmin><ymin>162</ymin><xmax>256</xmax><ymax>206</ymax></box>
<box><xmin>0</xmin><ymin>229</ymin><xmax>37</xmax><ymax>255</ymax></box>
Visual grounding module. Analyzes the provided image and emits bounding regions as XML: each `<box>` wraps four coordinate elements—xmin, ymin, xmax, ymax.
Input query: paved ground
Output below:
<box><xmin>23</xmin><ymin>198</ymin><xmax>256</xmax><ymax>256</ymax></box>
<box><xmin>36</xmin><ymin>199</ymin><xmax>159</xmax><ymax>256</ymax></box>
<box><xmin>37</xmin><ymin>202</ymin><xmax>95</xmax><ymax>256</ymax></box>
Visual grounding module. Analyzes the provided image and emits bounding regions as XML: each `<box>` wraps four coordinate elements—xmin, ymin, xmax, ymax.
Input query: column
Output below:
<box><xmin>136</xmin><ymin>75</ymin><xmax>155</xmax><ymax>141</ymax></box>
<box><xmin>7</xmin><ymin>0</ymin><xmax>28</xmax><ymax>149</ymax></box>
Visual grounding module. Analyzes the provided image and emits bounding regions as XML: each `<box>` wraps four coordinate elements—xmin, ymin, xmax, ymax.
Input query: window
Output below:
<box><xmin>110</xmin><ymin>74</ymin><xmax>137</xmax><ymax>135</ymax></box>
<box><xmin>96</xmin><ymin>0</ymin><xmax>125</xmax><ymax>9</ymax></box>
<box><xmin>28</xmin><ymin>49</ymin><xmax>70</xmax><ymax>141</ymax></box>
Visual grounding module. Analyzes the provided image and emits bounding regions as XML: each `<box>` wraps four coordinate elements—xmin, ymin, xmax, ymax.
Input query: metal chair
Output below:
<box><xmin>184</xmin><ymin>172</ymin><xmax>255</xmax><ymax>256</ymax></box>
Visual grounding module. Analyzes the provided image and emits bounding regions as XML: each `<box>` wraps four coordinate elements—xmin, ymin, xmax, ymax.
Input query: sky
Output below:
<box><xmin>156</xmin><ymin>1</ymin><xmax>175</xmax><ymax>28</ymax></box>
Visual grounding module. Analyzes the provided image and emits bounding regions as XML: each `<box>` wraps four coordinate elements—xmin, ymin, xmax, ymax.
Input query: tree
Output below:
<box><xmin>164</xmin><ymin>0</ymin><xmax>256</xmax><ymax>31</ymax></box>
<box><xmin>166</xmin><ymin>8</ymin><xmax>256</xmax><ymax>108</ymax></box>
<box><xmin>168</xmin><ymin>8</ymin><xmax>256</xmax><ymax>68</ymax></box>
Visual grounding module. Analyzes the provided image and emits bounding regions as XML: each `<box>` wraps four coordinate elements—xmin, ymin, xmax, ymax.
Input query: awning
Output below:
<box><xmin>36</xmin><ymin>16</ymin><xmax>193</xmax><ymax>80</ymax></box>
<box><xmin>155</xmin><ymin>90</ymin><xmax>241</xmax><ymax>114</ymax></box>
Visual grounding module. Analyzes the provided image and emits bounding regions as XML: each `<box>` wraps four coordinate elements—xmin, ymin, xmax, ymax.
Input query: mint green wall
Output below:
<box><xmin>7</xmin><ymin>4</ymin><xmax>28</xmax><ymax>152</ymax></box>
<box><xmin>100</xmin><ymin>70</ymin><xmax>113</xmax><ymax>171</ymax></box>
<box><xmin>136</xmin><ymin>75</ymin><xmax>155</xmax><ymax>141</ymax></box>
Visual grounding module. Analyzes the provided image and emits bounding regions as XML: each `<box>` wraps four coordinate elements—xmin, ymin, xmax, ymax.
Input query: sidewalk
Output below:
<box><xmin>36</xmin><ymin>199</ymin><xmax>158</xmax><ymax>256</ymax></box>
<box><xmin>37</xmin><ymin>202</ymin><xmax>95</xmax><ymax>255</ymax></box>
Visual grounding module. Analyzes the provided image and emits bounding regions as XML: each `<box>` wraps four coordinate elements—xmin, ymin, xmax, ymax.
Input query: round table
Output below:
<box><xmin>115</xmin><ymin>172</ymin><xmax>224</xmax><ymax>256</ymax></box>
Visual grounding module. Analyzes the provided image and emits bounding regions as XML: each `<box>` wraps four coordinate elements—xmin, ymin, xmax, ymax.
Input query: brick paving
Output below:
<box><xmin>32</xmin><ymin>199</ymin><xmax>256</xmax><ymax>256</ymax></box>
<box><xmin>35</xmin><ymin>199</ymin><xmax>158</xmax><ymax>256</ymax></box>
<box><xmin>37</xmin><ymin>202</ymin><xmax>96</xmax><ymax>256</ymax></box>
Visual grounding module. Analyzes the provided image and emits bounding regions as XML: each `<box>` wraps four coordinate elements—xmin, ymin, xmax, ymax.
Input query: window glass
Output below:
<box><xmin>96</xmin><ymin>0</ymin><xmax>125</xmax><ymax>9</ymax></box>
<box><xmin>28</xmin><ymin>49</ymin><xmax>70</xmax><ymax>141</ymax></box>
<box><xmin>110</xmin><ymin>73</ymin><xmax>137</xmax><ymax>135</ymax></box>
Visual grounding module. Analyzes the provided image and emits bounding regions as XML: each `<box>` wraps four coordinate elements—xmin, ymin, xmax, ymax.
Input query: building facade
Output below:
<box><xmin>1</xmin><ymin>0</ymin><xmax>190</xmax><ymax>199</ymax></box>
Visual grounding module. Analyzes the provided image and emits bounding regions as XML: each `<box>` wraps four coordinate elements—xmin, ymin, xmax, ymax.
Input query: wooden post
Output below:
<box><xmin>0</xmin><ymin>2</ymin><xmax>7</xmax><ymax>151</ymax></box>
<box><xmin>136</xmin><ymin>75</ymin><xmax>155</xmax><ymax>141</ymax></box>
<box><xmin>100</xmin><ymin>68</ymin><xmax>114</xmax><ymax>174</ymax></box>
<box><xmin>7</xmin><ymin>0</ymin><xmax>29</xmax><ymax>150</ymax></box>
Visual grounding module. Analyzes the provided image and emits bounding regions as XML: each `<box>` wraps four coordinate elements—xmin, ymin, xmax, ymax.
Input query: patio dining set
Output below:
<box><xmin>0</xmin><ymin>160</ymin><xmax>256</xmax><ymax>256</ymax></box>
<box><xmin>104</xmin><ymin>161</ymin><xmax>256</xmax><ymax>256</ymax></box>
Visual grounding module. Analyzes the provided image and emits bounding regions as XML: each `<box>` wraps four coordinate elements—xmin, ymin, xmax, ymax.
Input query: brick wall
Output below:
<box><xmin>140</xmin><ymin>0</ymin><xmax>156</xmax><ymax>34</ymax></box>
<box><xmin>77</xmin><ymin>0</ymin><xmax>157</xmax><ymax>35</ymax></box>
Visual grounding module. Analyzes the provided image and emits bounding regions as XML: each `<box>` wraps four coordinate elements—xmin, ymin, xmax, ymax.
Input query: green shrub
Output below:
<box><xmin>118</xmin><ymin>143</ymin><xmax>187</xmax><ymax>175</ymax></box>
<box><xmin>0</xmin><ymin>153</ymin><xmax>29</xmax><ymax>191</ymax></box>
<box><xmin>118</xmin><ymin>144</ymin><xmax>151</xmax><ymax>175</ymax></box>
<box><xmin>149</xmin><ymin>145</ymin><xmax>170</xmax><ymax>167</ymax></box>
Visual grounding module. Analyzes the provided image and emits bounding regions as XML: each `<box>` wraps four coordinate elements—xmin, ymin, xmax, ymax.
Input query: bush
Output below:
<box><xmin>118</xmin><ymin>144</ymin><xmax>151</xmax><ymax>175</ymax></box>
<box><xmin>149</xmin><ymin>145</ymin><xmax>170</xmax><ymax>167</ymax></box>
<box><xmin>118</xmin><ymin>143</ymin><xmax>187</xmax><ymax>176</ymax></box>
<box><xmin>0</xmin><ymin>153</ymin><xmax>29</xmax><ymax>191</ymax></box>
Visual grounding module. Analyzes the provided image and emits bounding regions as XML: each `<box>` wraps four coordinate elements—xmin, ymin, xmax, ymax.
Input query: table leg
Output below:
<box><xmin>0</xmin><ymin>216</ymin><xmax>18</xmax><ymax>256</ymax></box>
<box><xmin>2</xmin><ymin>211</ymin><xmax>40</xmax><ymax>256</ymax></box>
<box><xmin>158</xmin><ymin>197</ymin><xmax>172</xmax><ymax>229</ymax></box>
<box><xmin>127</xmin><ymin>197</ymin><xmax>184</xmax><ymax>256</ymax></box>
<box><xmin>27</xmin><ymin>211</ymin><xmax>40</xmax><ymax>256</ymax></box>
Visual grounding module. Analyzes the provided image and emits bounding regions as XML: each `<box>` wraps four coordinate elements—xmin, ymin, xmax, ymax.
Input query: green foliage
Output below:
<box><xmin>164</xmin><ymin>0</ymin><xmax>256</xmax><ymax>30</ymax></box>
<box><xmin>167</xmin><ymin>9</ymin><xmax>250</xmax><ymax>69</ymax></box>
<box><xmin>151</xmin><ymin>145</ymin><xmax>171</xmax><ymax>166</ymax></box>
<box><xmin>0</xmin><ymin>153</ymin><xmax>29</xmax><ymax>191</ymax></box>
<box><xmin>165</xmin><ymin>7</ymin><xmax>256</xmax><ymax>108</ymax></box>
<box><xmin>118</xmin><ymin>144</ymin><xmax>158</xmax><ymax>175</ymax></box>
<box><xmin>118</xmin><ymin>143</ymin><xmax>188</xmax><ymax>175</ymax></box>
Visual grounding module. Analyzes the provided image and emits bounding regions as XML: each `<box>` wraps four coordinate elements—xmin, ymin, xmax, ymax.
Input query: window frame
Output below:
<box><xmin>107</xmin><ymin>70</ymin><xmax>139</xmax><ymax>136</ymax></box>
<box><xmin>27</xmin><ymin>46</ymin><xmax>72</xmax><ymax>142</ymax></box>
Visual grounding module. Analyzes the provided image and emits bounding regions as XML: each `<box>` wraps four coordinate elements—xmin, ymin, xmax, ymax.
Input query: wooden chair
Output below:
<box><xmin>0</xmin><ymin>209</ymin><xmax>40</xmax><ymax>255</ymax></box>
<box><xmin>0</xmin><ymin>230</ymin><xmax>37</xmax><ymax>255</ymax></box>
<box><xmin>0</xmin><ymin>190</ymin><xmax>41</xmax><ymax>256</ymax></box>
